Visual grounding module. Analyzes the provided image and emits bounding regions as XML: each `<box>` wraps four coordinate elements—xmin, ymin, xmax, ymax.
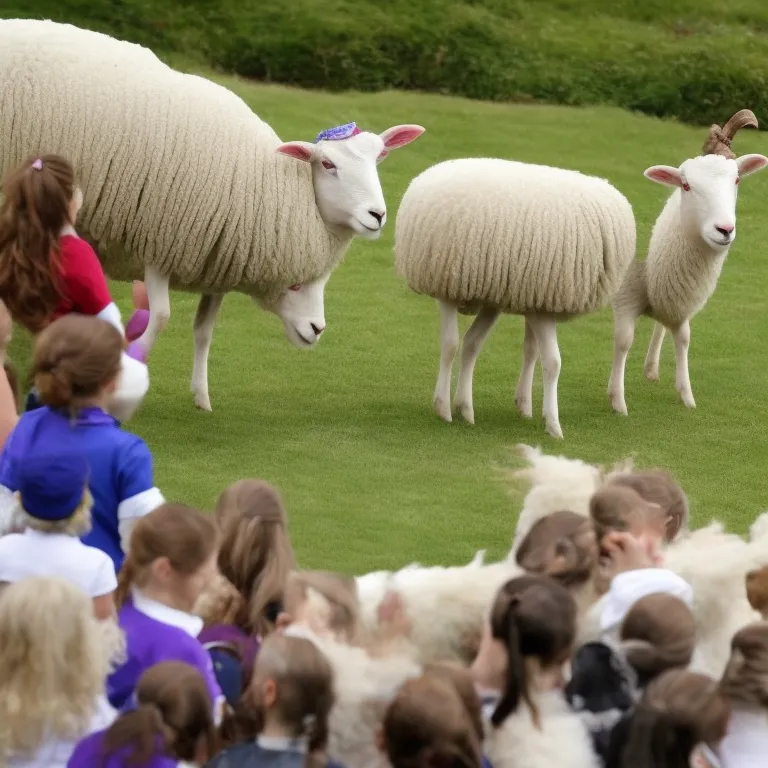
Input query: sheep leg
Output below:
<box><xmin>644</xmin><ymin>322</ymin><xmax>666</xmax><ymax>382</ymax></box>
<box><xmin>434</xmin><ymin>301</ymin><xmax>459</xmax><ymax>422</ymax></box>
<box><xmin>190</xmin><ymin>293</ymin><xmax>224</xmax><ymax>412</ymax></box>
<box><xmin>671</xmin><ymin>319</ymin><xmax>695</xmax><ymax>408</ymax></box>
<box><xmin>528</xmin><ymin>316</ymin><xmax>563</xmax><ymax>439</ymax></box>
<box><xmin>136</xmin><ymin>265</ymin><xmax>171</xmax><ymax>354</ymax></box>
<box><xmin>608</xmin><ymin>311</ymin><xmax>636</xmax><ymax>416</ymax></box>
<box><xmin>514</xmin><ymin>317</ymin><xmax>538</xmax><ymax>419</ymax></box>
<box><xmin>454</xmin><ymin>307</ymin><xmax>500</xmax><ymax>424</ymax></box>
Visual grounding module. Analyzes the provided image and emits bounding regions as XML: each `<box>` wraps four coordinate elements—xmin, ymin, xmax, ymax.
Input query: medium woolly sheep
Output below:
<box><xmin>609</xmin><ymin>110</ymin><xmax>768</xmax><ymax>415</ymax></box>
<box><xmin>0</xmin><ymin>19</ymin><xmax>424</xmax><ymax>410</ymax></box>
<box><xmin>395</xmin><ymin>157</ymin><xmax>636</xmax><ymax>439</ymax></box>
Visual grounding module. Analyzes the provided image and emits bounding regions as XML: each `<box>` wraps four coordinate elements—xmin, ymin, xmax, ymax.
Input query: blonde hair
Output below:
<box><xmin>383</xmin><ymin>674</ymin><xmax>482</xmax><ymax>768</ymax></box>
<box><xmin>284</xmin><ymin>570</ymin><xmax>361</xmax><ymax>644</ymax></box>
<box><xmin>720</xmin><ymin>622</ymin><xmax>768</xmax><ymax>709</ymax></box>
<box><xmin>214</xmin><ymin>479</ymin><xmax>296</xmax><ymax>636</ymax></box>
<box><xmin>620</xmin><ymin>593</ymin><xmax>695</xmax><ymax>685</ymax></box>
<box><xmin>19</xmin><ymin>487</ymin><xmax>93</xmax><ymax>536</ymax></box>
<box><xmin>0</xmin><ymin>576</ymin><xmax>120</xmax><ymax>760</ymax></box>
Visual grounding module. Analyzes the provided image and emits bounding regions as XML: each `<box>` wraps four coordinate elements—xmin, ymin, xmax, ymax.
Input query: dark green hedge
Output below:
<box><xmin>9</xmin><ymin>0</ymin><xmax>768</xmax><ymax>125</ymax></box>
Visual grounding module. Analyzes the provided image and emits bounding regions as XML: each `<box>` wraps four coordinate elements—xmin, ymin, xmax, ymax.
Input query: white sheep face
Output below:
<box><xmin>645</xmin><ymin>153</ymin><xmax>768</xmax><ymax>250</ymax></box>
<box><xmin>255</xmin><ymin>273</ymin><xmax>330</xmax><ymax>348</ymax></box>
<box><xmin>276</xmin><ymin>124</ymin><xmax>425</xmax><ymax>238</ymax></box>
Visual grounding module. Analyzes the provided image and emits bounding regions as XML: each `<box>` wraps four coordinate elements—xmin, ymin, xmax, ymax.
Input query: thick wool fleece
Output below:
<box><xmin>0</xmin><ymin>20</ymin><xmax>349</xmax><ymax>300</ymax></box>
<box><xmin>395</xmin><ymin>158</ymin><xmax>636</xmax><ymax>315</ymax></box>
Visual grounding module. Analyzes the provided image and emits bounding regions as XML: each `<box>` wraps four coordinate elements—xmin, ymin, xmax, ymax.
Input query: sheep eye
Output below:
<box><xmin>288</xmin><ymin>284</ymin><xmax>301</xmax><ymax>292</ymax></box>
<box><xmin>682</xmin><ymin>182</ymin><xmax>691</xmax><ymax>192</ymax></box>
<box><xmin>321</xmin><ymin>159</ymin><xmax>336</xmax><ymax>171</ymax></box>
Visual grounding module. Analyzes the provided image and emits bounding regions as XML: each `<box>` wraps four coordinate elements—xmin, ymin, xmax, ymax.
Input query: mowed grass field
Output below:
<box><xmin>10</xmin><ymin>76</ymin><xmax>768</xmax><ymax>573</ymax></box>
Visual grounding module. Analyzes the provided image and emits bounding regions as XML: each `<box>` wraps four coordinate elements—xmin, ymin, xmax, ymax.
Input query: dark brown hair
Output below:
<box><xmin>225</xmin><ymin>634</ymin><xmax>335</xmax><ymax>768</ymax></box>
<box><xmin>720</xmin><ymin>622</ymin><xmax>768</xmax><ymax>709</ymax></box>
<box><xmin>607</xmin><ymin>470</ymin><xmax>689</xmax><ymax>542</ymax></box>
<box><xmin>515</xmin><ymin>510</ymin><xmax>599</xmax><ymax>588</ymax></box>
<box><xmin>103</xmin><ymin>661</ymin><xmax>218</xmax><ymax>765</ymax></box>
<box><xmin>590</xmin><ymin>484</ymin><xmax>667</xmax><ymax>553</ymax></box>
<box><xmin>606</xmin><ymin>670</ymin><xmax>730</xmax><ymax>768</ymax></box>
<box><xmin>32</xmin><ymin>315</ymin><xmax>122</xmax><ymax>410</ymax></box>
<box><xmin>116</xmin><ymin>503</ymin><xmax>219</xmax><ymax>608</ymax></box>
<box><xmin>620</xmin><ymin>593</ymin><xmax>696</xmax><ymax>686</ymax></box>
<box><xmin>489</xmin><ymin>574</ymin><xmax>576</xmax><ymax>728</ymax></box>
<box><xmin>0</xmin><ymin>155</ymin><xmax>76</xmax><ymax>334</ymax></box>
<box><xmin>383</xmin><ymin>674</ymin><xmax>482</xmax><ymax>768</ymax></box>
<box><xmin>214</xmin><ymin>479</ymin><xmax>296</xmax><ymax>636</ymax></box>
<box><xmin>423</xmin><ymin>662</ymin><xmax>485</xmax><ymax>747</ymax></box>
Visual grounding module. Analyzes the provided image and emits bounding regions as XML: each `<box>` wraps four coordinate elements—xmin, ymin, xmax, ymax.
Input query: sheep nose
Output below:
<box><xmin>715</xmin><ymin>224</ymin><xmax>734</xmax><ymax>237</ymax></box>
<box><xmin>368</xmin><ymin>209</ymin><xmax>385</xmax><ymax>226</ymax></box>
<box><xmin>310</xmin><ymin>322</ymin><xmax>325</xmax><ymax>336</ymax></box>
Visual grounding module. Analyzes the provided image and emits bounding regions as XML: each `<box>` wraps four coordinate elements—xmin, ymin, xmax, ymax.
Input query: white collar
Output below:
<box><xmin>718</xmin><ymin>708</ymin><xmax>768</xmax><ymax>767</ymax></box>
<box><xmin>131</xmin><ymin>587</ymin><xmax>203</xmax><ymax>638</ymax></box>
<box><xmin>257</xmin><ymin>735</ymin><xmax>308</xmax><ymax>754</ymax></box>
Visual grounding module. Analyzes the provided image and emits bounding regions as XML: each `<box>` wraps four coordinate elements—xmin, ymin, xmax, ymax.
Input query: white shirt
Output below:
<box><xmin>719</xmin><ymin>708</ymin><xmax>768</xmax><ymax>767</ymax></box>
<box><xmin>0</xmin><ymin>529</ymin><xmax>117</xmax><ymax>598</ymax></box>
<box><xmin>9</xmin><ymin>695</ymin><xmax>115</xmax><ymax>767</ymax></box>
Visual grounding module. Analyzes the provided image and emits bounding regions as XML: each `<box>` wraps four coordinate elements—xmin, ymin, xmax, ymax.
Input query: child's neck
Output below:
<box><xmin>138</xmin><ymin>582</ymin><xmax>192</xmax><ymax>613</ymax></box>
<box><xmin>470</xmin><ymin>658</ymin><xmax>502</xmax><ymax>694</ymax></box>
<box><xmin>260</xmin><ymin>716</ymin><xmax>298</xmax><ymax>741</ymax></box>
<box><xmin>71</xmin><ymin>394</ymin><xmax>110</xmax><ymax>413</ymax></box>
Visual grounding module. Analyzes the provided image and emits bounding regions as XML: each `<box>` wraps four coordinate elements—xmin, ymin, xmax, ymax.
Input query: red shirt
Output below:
<box><xmin>51</xmin><ymin>234</ymin><xmax>112</xmax><ymax>321</ymax></box>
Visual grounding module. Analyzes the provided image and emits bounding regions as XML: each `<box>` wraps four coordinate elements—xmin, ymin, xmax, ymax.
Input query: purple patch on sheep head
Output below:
<box><xmin>315</xmin><ymin>122</ymin><xmax>362</xmax><ymax>143</ymax></box>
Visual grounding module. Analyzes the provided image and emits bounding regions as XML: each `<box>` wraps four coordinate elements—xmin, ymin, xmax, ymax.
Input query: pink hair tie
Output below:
<box><xmin>31</xmin><ymin>158</ymin><xmax>43</xmax><ymax>171</ymax></box>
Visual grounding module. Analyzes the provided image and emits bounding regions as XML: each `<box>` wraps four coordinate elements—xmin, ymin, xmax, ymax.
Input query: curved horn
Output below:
<box><xmin>723</xmin><ymin>108</ymin><xmax>758</xmax><ymax>139</ymax></box>
<box><xmin>702</xmin><ymin>109</ymin><xmax>759</xmax><ymax>159</ymax></box>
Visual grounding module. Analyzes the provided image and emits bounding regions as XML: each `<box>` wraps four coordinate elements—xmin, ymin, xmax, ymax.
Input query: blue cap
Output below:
<box><xmin>18</xmin><ymin>452</ymin><xmax>90</xmax><ymax>521</ymax></box>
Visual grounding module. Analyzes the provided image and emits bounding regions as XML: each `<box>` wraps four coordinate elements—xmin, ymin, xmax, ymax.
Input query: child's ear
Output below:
<box><xmin>275</xmin><ymin>612</ymin><xmax>293</xmax><ymax>631</ymax></box>
<box><xmin>263</xmin><ymin>678</ymin><xmax>277</xmax><ymax>708</ymax></box>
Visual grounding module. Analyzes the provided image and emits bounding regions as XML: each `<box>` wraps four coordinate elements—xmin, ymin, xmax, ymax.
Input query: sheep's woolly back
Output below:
<box><xmin>0</xmin><ymin>19</ymin><xmax>348</xmax><ymax>297</ymax></box>
<box><xmin>356</xmin><ymin>554</ymin><xmax>521</xmax><ymax>664</ymax></box>
<box><xmin>395</xmin><ymin>158</ymin><xmax>636</xmax><ymax>315</ymax></box>
<box><xmin>486</xmin><ymin>690</ymin><xmax>600</xmax><ymax>768</ymax></box>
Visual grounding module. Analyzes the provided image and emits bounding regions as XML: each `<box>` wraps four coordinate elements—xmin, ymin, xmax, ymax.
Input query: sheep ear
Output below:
<box><xmin>379</xmin><ymin>124</ymin><xmax>425</xmax><ymax>151</ymax></box>
<box><xmin>644</xmin><ymin>165</ymin><xmax>683</xmax><ymax>187</ymax></box>
<box><xmin>736</xmin><ymin>153</ymin><xmax>768</xmax><ymax>177</ymax></box>
<box><xmin>276</xmin><ymin>141</ymin><xmax>315</xmax><ymax>163</ymax></box>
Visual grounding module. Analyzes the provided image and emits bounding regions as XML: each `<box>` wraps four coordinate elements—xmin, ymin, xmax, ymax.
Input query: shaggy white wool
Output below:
<box><xmin>0</xmin><ymin>19</ymin><xmax>349</xmax><ymax>300</ymax></box>
<box><xmin>395</xmin><ymin>158</ymin><xmax>635</xmax><ymax>315</ymax></box>
<box><xmin>485</xmin><ymin>690</ymin><xmax>600</xmax><ymax>768</ymax></box>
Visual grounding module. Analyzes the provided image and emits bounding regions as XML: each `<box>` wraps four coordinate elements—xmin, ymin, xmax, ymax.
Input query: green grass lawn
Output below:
<box><xmin>10</xmin><ymin>77</ymin><xmax>768</xmax><ymax>573</ymax></box>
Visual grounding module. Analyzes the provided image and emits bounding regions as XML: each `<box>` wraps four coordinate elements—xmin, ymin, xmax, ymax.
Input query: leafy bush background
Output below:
<box><xmin>8</xmin><ymin>0</ymin><xmax>768</xmax><ymax>124</ymax></box>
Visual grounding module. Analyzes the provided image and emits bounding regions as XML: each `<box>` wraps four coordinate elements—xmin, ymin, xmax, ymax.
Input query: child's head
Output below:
<box><xmin>16</xmin><ymin>449</ymin><xmax>93</xmax><ymax>537</ymax></box>
<box><xmin>609</xmin><ymin>669</ymin><xmax>730</xmax><ymax>768</ymax></box>
<box><xmin>281</xmin><ymin>569</ymin><xmax>361</xmax><ymax>644</ymax></box>
<box><xmin>606</xmin><ymin>469</ymin><xmax>689</xmax><ymax>542</ymax></box>
<box><xmin>620</xmin><ymin>593</ymin><xmax>696</xmax><ymax>686</ymax></box>
<box><xmin>720</xmin><ymin>622</ymin><xmax>768</xmax><ymax>709</ymax></box>
<box><xmin>245</xmin><ymin>634</ymin><xmax>335</xmax><ymax>767</ymax></box>
<box><xmin>33</xmin><ymin>315</ymin><xmax>122</xmax><ymax>411</ymax></box>
<box><xmin>117</xmin><ymin>503</ymin><xmax>219</xmax><ymax>613</ymax></box>
<box><xmin>590</xmin><ymin>484</ymin><xmax>667</xmax><ymax>561</ymax></box>
<box><xmin>382</xmin><ymin>674</ymin><xmax>483</xmax><ymax>768</ymax></box>
<box><xmin>474</xmin><ymin>574</ymin><xmax>576</xmax><ymax>729</ymax></box>
<box><xmin>104</xmin><ymin>661</ymin><xmax>218</xmax><ymax>765</ymax></box>
<box><xmin>422</xmin><ymin>662</ymin><xmax>485</xmax><ymax>748</ymax></box>
<box><xmin>0</xmin><ymin>576</ymin><xmax>120</xmax><ymax>759</ymax></box>
<box><xmin>214</xmin><ymin>479</ymin><xmax>296</xmax><ymax>636</ymax></box>
<box><xmin>745</xmin><ymin>566</ymin><xmax>768</xmax><ymax>619</ymax></box>
<box><xmin>515</xmin><ymin>510</ymin><xmax>599</xmax><ymax>589</ymax></box>
<box><xmin>0</xmin><ymin>155</ymin><xmax>82</xmax><ymax>333</ymax></box>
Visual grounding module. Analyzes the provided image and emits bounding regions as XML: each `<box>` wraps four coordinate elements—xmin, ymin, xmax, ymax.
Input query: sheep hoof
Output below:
<box><xmin>546</xmin><ymin>421</ymin><xmax>564</xmax><ymax>440</ymax></box>
<box><xmin>608</xmin><ymin>391</ymin><xmax>628</xmax><ymax>416</ymax></box>
<box><xmin>515</xmin><ymin>395</ymin><xmax>533</xmax><ymax>419</ymax></box>
<box><xmin>644</xmin><ymin>365</ymin><xmax>659</xmax><ymax>383</ymax></box>
<box><xmin>193</xmin><ymin>391</ymin><xmax>213</xmax><ymax>412</ymax></box>
<box><xmin>455</xmin><ymin>400</ymin><xmax>475</xmax><ymax>424</ymax></box>
<box><xmin>678</xmin><ymin>391</ymin><xmax>696</xmax><ymax>409</ymax></box>
<box><xmin>433</xmin><ymin>396</ymin><xmax>453</xmax><ymax>423</ymax></box>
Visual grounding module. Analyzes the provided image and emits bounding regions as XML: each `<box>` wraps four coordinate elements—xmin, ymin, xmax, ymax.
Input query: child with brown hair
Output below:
<box><xmin>604</xmin><ymin>669</ymin><xmax>730</xmax><ymax>768</ymax></box>
<box><xmin>210</xmin><ymin>634</ymin><xmax>344</xmax><ymax>768</ymax></box>
<box><xmin>381</xmin><ymin>673</ymin><xmax>483</xmax><ymax>768</ymax></box>
<box><xmin>69</xmin><ymin>661</ymin><xmax>219</xmax><ymax>767</ymax></box>
<box><xmin>0</xmin><ymin>154</ymin><xmax>150</xmax><ymax>418</ymax></box>
<box><xmin>108</xmin><ymin>503</ymin><xmax>224</xmax><ymax>722</ymax></box>
<box><xmin>0</xmin><ymin>315</ymin><xmax>164</xmax><ymax>571</ymax></box>
<box><xmin>717</xmin><ymin>622</ymin><xmax>768</xmax><ymax>766</ymax></box>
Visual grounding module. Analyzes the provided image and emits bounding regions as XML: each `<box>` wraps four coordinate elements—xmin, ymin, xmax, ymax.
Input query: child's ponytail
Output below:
<box><xmin>115</xmin><ymin>555</ymin><xmax>137</xmax><ymax>609</ymax></box>
<box><xmin>305</xmin><ymin>694</ymin><xmax>333</xmax><ymax>768</ymax></box>
<box><xmin>104</xmin><ymin>703</ymin><xmax>173</xmax><ymax>764</ymax></box>
<box><xmin>490</xmin><ymin>597</ymin><xmax>525</xmax><ymax>728</ymax></box>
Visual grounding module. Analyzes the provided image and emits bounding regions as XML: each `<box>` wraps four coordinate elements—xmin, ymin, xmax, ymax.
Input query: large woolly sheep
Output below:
<box><xmin>608</xmin><ymin>110</ymin><xmax>768</xmax><ymax>415</ymax></box>
<box><xmin>0</xmin><ymin>19</ymin><xmax>424</xmax><ymax>410</ymax></box>
<box><xmin>395</xmin><ymin>158</ymin><xmax>635</xmax><ymax>439</ymax></box>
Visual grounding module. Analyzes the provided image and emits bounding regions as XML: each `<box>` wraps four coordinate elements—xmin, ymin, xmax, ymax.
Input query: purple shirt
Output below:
<box><xmin>108</xmin><ymin>592</ymin><xmax>223</xmax><ymax>718</ymax></box>
<box><xmin>68</xmin><ymin>729</ymin><xmax>176</xmax><ymax>767</ymax></box>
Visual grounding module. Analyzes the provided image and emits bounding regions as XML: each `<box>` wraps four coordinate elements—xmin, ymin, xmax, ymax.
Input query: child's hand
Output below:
<box><xmin>377</xmin><ymin>590</ymin><xmax>411</xmax><ymax>639</ymax></box>
<box><xmin>603</xmin><ymin>531</ymin><xmax>655</xmax><ymax>575</ymax></box>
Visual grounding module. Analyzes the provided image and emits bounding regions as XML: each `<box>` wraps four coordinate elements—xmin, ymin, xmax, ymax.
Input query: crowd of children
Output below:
<box><xmin>1</xmin><ymin>156</ymin><xmax>767</xmax><ymax>767</ymax></box>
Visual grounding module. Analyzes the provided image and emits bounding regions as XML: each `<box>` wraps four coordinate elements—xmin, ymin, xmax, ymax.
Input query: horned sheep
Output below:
<box><xmin>395</xmin><ymin>157</ymin><xmax>636</xmax><ymax>439</ymax></box>
<box><xmin>0</xmin><ymin>19</ymin><xmax>424</xmax><ymax>410</ymax></box>
<box><xmin>608</xmin><ymin>110</ymin><xmax>768</xmax><ymax>415</ymax></box>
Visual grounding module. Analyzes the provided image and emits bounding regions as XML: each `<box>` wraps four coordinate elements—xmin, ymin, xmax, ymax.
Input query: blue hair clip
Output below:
<box><xmin>315</xmin><ymin>122</ymin><xmax>361</xmax><ymax>143</ymax></box>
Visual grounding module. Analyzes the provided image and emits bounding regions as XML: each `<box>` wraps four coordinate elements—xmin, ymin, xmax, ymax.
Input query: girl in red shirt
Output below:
<box><xmin>0</xmin><ymin>154</ymin><xmax>149</xmax><ymax>421</ymax></box>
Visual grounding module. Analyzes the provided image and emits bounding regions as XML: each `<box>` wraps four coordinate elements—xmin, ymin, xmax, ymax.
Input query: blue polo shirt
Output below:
<box><xmin>0</xmin><ymin>406</ymin><xmax>163</xmax><ymax>571</ymax></box>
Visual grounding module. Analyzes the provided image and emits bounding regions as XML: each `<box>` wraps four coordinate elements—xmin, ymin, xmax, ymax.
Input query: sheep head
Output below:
<box><xmin>276</xmin><ymin>123</ymin><xmax>425</xmax><ymax>240</ymax></box>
